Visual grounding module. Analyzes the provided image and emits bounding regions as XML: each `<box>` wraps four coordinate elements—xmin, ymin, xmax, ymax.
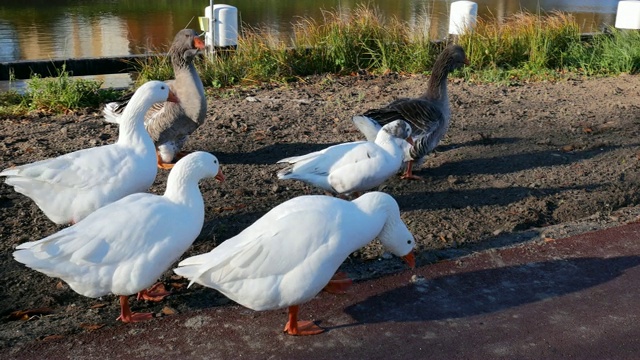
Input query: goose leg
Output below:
<box><xmin>137</xmin><ymin>282</ymin><xmax>171</xmax><ymax>302</ymax></box>
<box><xmin>323</xmin><ymin>271</ymin><xmax>353</xmax><ymax>294</ymax></box>
<box><xmin>400</xmin><ymin>161</ymin><xmax>425</xmax><ymax>181</ymax></box>
<box><xmin>116</xmin><ymin>295</ymin><xmax>154</xmax><ymax>323</ymax></box>
<box><xmin>283</xmin><ymin>305</ymin><xmax>324</xmax><ymax>336</ymax></box>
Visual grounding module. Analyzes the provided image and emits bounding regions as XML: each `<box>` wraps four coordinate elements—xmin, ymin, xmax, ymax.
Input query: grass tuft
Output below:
<box><xmin>0</xmin><ymin>66</ymin><xmax>124</xmax><ymax>116</ymax></box>
<box><xmin>459</xmin><ymin>11</ymin><xmax>639</xmax><ymax>82</ymax></box>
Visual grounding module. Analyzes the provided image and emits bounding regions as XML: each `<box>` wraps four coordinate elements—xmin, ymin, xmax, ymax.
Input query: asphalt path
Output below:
<box><xmin>9</xmin><ymin>222</ymin><xmax>640</xmax><ymax>359</ymax></box>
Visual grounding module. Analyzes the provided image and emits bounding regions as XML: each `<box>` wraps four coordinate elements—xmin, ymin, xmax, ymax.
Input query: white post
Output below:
<box><xmin>448</xmin><ymin>1</ymin><xmax>478</xmax><ymax>36</ymax></box>
<box><xmin>615</xmin><ymin>1</ymin><xmax>640</xmax><ymax>30</ymax></box>
<box><xmin>210</xmin><ymin>0</ymin><xmax>215</xmax><ymax>55</ymax></box>
<box><xmin>203</xmin><ymin>3</ymin><xmax>239</xmax><ymax>54</ymax></box>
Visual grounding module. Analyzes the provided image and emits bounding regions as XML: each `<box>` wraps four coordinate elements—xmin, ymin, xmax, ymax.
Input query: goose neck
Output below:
<box><xmin>117</xmin><ymin>104</ymin><xmax>152</xmax><ymax>146</ymax></box>
<box><xmin>164</xmin><ymin>173</ymin><xmax>204</xmax><ymax>208</ymax></box>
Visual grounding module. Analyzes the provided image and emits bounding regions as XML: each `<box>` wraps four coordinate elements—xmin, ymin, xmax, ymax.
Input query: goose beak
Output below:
<box><xmin>402</xmin><ymin>251</ymin><xmax>416</xmax><ymax>269</ymax></box>
<box><xmin>215</xmin><ymin>168</ymin><xmax>225</xmax><ymax>182</ymax></box>
<box><xmin>405</xmin><ymin>136</ymin><xmax>414</xmax><ymax>146</ymax></box>
<box><xmin>194</xmin><ymin>36</ymin><xmax>206</xmax><ymax>50</ymax></box>
<box><xmin>167</xmin><ymin>90</ymin><xmax>180</xmax><ymax>104</ymax></box>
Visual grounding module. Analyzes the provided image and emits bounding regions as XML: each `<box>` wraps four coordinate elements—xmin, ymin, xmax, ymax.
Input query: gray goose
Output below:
<box><xmin>353</xmin><ymin>44</ymin><xmax>468</xmax><ymax>180</ymax></box>
<box><xmin>104</xmin><ymin>29</ymin><xmax>207</xmax><ymax>169</ymax></box>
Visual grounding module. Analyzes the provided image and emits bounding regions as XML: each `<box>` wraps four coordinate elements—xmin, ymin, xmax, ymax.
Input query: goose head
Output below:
<box><xmin>119</xmin><ymin>81</ymin><xmax>178</xmax><ymax>125</ymax></box>
<box><xmin>168</xmin><ymin>151</ymin><xmax>225</xmax><ymax>185</ymax></box>
<box><xmin>169</xmin><ymin>29</ymin><xmax>206</xmax><ymax>65</ymax></box>
<box><xmin>356</xmin><ymin>192</ymin><xmax>416</xmax><ymax>268</ymax></box>
<box><xmin>378</xmin><ymin>120</ymin><xmax>412</xmax><ymax>141</ymax></box>
<box><xmin>439</xmin><ymin>44</ymin><xmax>469</xmax><ymax>73</ymax></box>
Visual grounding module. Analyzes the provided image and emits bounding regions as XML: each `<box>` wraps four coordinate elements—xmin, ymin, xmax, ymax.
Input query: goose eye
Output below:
<box><xmin>407</xmin><ymin>240</ymin><xmax>412</xmax><ymax>244</ymax></box>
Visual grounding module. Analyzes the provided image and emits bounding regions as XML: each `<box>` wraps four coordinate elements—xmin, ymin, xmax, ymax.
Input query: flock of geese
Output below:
<box><xmin>1</xmin><ymin>29</ymin><xmax>468</xmax><ymax>336</ymax></box>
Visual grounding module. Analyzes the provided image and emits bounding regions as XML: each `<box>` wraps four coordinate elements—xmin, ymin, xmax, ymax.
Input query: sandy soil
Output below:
<box><xmin>0</xmin><ymin>73</ymin><xmax>639</xmax><ymax>349</ymax></box>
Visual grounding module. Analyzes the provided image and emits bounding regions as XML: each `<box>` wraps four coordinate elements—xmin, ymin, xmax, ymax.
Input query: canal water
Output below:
<box><xmin>0</xmin><ymin>0</ymin><xmax>622</xmax><ymax>88</ymax></box>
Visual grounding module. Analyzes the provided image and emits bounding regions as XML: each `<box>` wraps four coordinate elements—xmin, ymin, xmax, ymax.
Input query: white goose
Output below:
<box><xmin>13</xmin><ymin>151</ymin><xmax>225</xmax><ymax>323</ymax></box>
<box><xmin>0</xmin><ymin>81</ymin><xmax>176</xmax><ymax>225</ymax></box>
<box><xmin>354</xmin><ymin>45</ymin><xmax>469</xmax><ymax>180</ymax></box>
<box><xmin>276</xmin><ymin>120</ymin><xmax>412</xmax><ymax>196</ymax></box>
<box><xmin>174</xmin><ymin>192</ymin><xmax>415</xmax><ymax>335</ymax></box>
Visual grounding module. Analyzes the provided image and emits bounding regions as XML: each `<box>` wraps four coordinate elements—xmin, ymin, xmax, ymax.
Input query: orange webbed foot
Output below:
<box><xmin>323</xmin><ymin>271</ymin><xmax>353</xmax><ymax>294</ymax></box>
<box><xmin>283</xmin><ymin>305</ymin><xmax>324</xmax><ymax>336</ymax></box>
<box><xmin>284</xmin><ymin>320</ymin><xmax>325</xmax><ymax>336</ymax></box>
<box><xmin>137</xmin><ymin>283</ymin><xmax>171</xmax><ymax>302</ymax></box>
<box><xmin>400</xmin><ymin>161</ymin><xmax>425</xmax><ymax>181</ymax></box>
<box><xmin>116</xmin><ymin>312</ymin><xmax>155</xmax><ymax>323</ymax></box>
<box><xmin>400</xmin><ymin>173</ymin><xmax>425</xmax><ymax>181</ymax></box>
<box><xmin>117</xmin><ymin>295</ymin><xmax>155</xmax><ymax>323</ymax></box>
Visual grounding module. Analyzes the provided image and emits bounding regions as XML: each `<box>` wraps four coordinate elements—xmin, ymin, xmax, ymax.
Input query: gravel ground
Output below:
<box><xmin>0</xmin><ymin>73</ymin><xmax>639</xmax><ymax>348</ymax></box>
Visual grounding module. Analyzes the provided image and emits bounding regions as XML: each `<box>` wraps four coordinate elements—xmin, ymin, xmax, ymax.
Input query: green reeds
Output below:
<box><xmin>4</xmin><ymin>5</ymin><xmax>638</xmax><ymax>115</ymax></box>
<box><xmin>459</xmin><ymin>11</ymin><xmax>639</xmax><ymax>81</ymax></box>
<box><xmin>564</xmin><ymin>28</ymin><xmax>640</xmax><ymax>76</ymax></box>
<box><xmin>133</xmin><ymin>4</ymin><xmax>439</xmax><ymax>88</ymax></box>
<box><xmin>190</xmin><ymin>6</ymin><xmax>637</xmax><ymax>87</ymax></box>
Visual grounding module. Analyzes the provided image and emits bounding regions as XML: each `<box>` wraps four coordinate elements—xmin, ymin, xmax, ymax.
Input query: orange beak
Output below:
<box><xmin>214</xmin><ymin>168</ymin><xmax>225</xmax><ymax>182</ymax></box>
<box><xmin>167</xmin><ymin>90</ymin><xmax>179</xmax><ymax>104</ymax></box>
<box><xmin>194</xmin><ymin>36</ymin><xmax>205</xmax><ymax>50</ymax></box>
<box><xmin>402</xmin><ymin>251</ymin><xmax>415</xmax><ymax>269</ymax></box>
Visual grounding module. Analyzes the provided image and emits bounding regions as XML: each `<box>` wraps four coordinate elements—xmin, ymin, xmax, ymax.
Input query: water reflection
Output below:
<box><xmin>0</xmin><ymin>20</ymin><xmax>19</xmax><ymax>62</ymax></box>
<box><xmin>0</xmin><ymin>0</ymin><xmax>621</xmax><ymax>63</ymax></box>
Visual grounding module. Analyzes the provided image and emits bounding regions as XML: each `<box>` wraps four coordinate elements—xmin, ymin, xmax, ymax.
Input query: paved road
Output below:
<box><xmin>9</xmin><ymin>223</ymin><xmax>640</xmax><ymax>359</ymax></box>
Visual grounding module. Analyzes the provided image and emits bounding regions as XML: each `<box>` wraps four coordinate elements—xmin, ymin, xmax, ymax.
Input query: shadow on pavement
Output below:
<box><xmin>341</xmin><ymin>256</ymin><xmax>640</xmax><ymax>325</ymax></box>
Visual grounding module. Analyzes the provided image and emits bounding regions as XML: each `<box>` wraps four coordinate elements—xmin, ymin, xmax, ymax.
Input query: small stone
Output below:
<box><xmin>161</xmin><ymin>306</ymin><xmax>177</xmax><ymax>316</ymax></box>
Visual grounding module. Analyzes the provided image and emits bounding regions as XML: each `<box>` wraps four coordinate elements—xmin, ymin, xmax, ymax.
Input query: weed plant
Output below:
<box><xmin>0</xmin><ymin>66</ymin><xmax>123</xmax><ymax>115</ymax></box>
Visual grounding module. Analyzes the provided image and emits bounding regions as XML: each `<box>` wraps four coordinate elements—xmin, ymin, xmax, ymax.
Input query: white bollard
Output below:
<box><xmin>615</xmin><ymin>1</ymin><xmax>640</xmax><ymax>30</ymax></box>
<box><xmin>449</xmin><ymin>1</ymin><xmax>478</xmax><ymax>36</ymax></box>
<box><xmin>203</xmin><ymin>4</ymin><xmax>239</xmax><ymax>52</ymax></box>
